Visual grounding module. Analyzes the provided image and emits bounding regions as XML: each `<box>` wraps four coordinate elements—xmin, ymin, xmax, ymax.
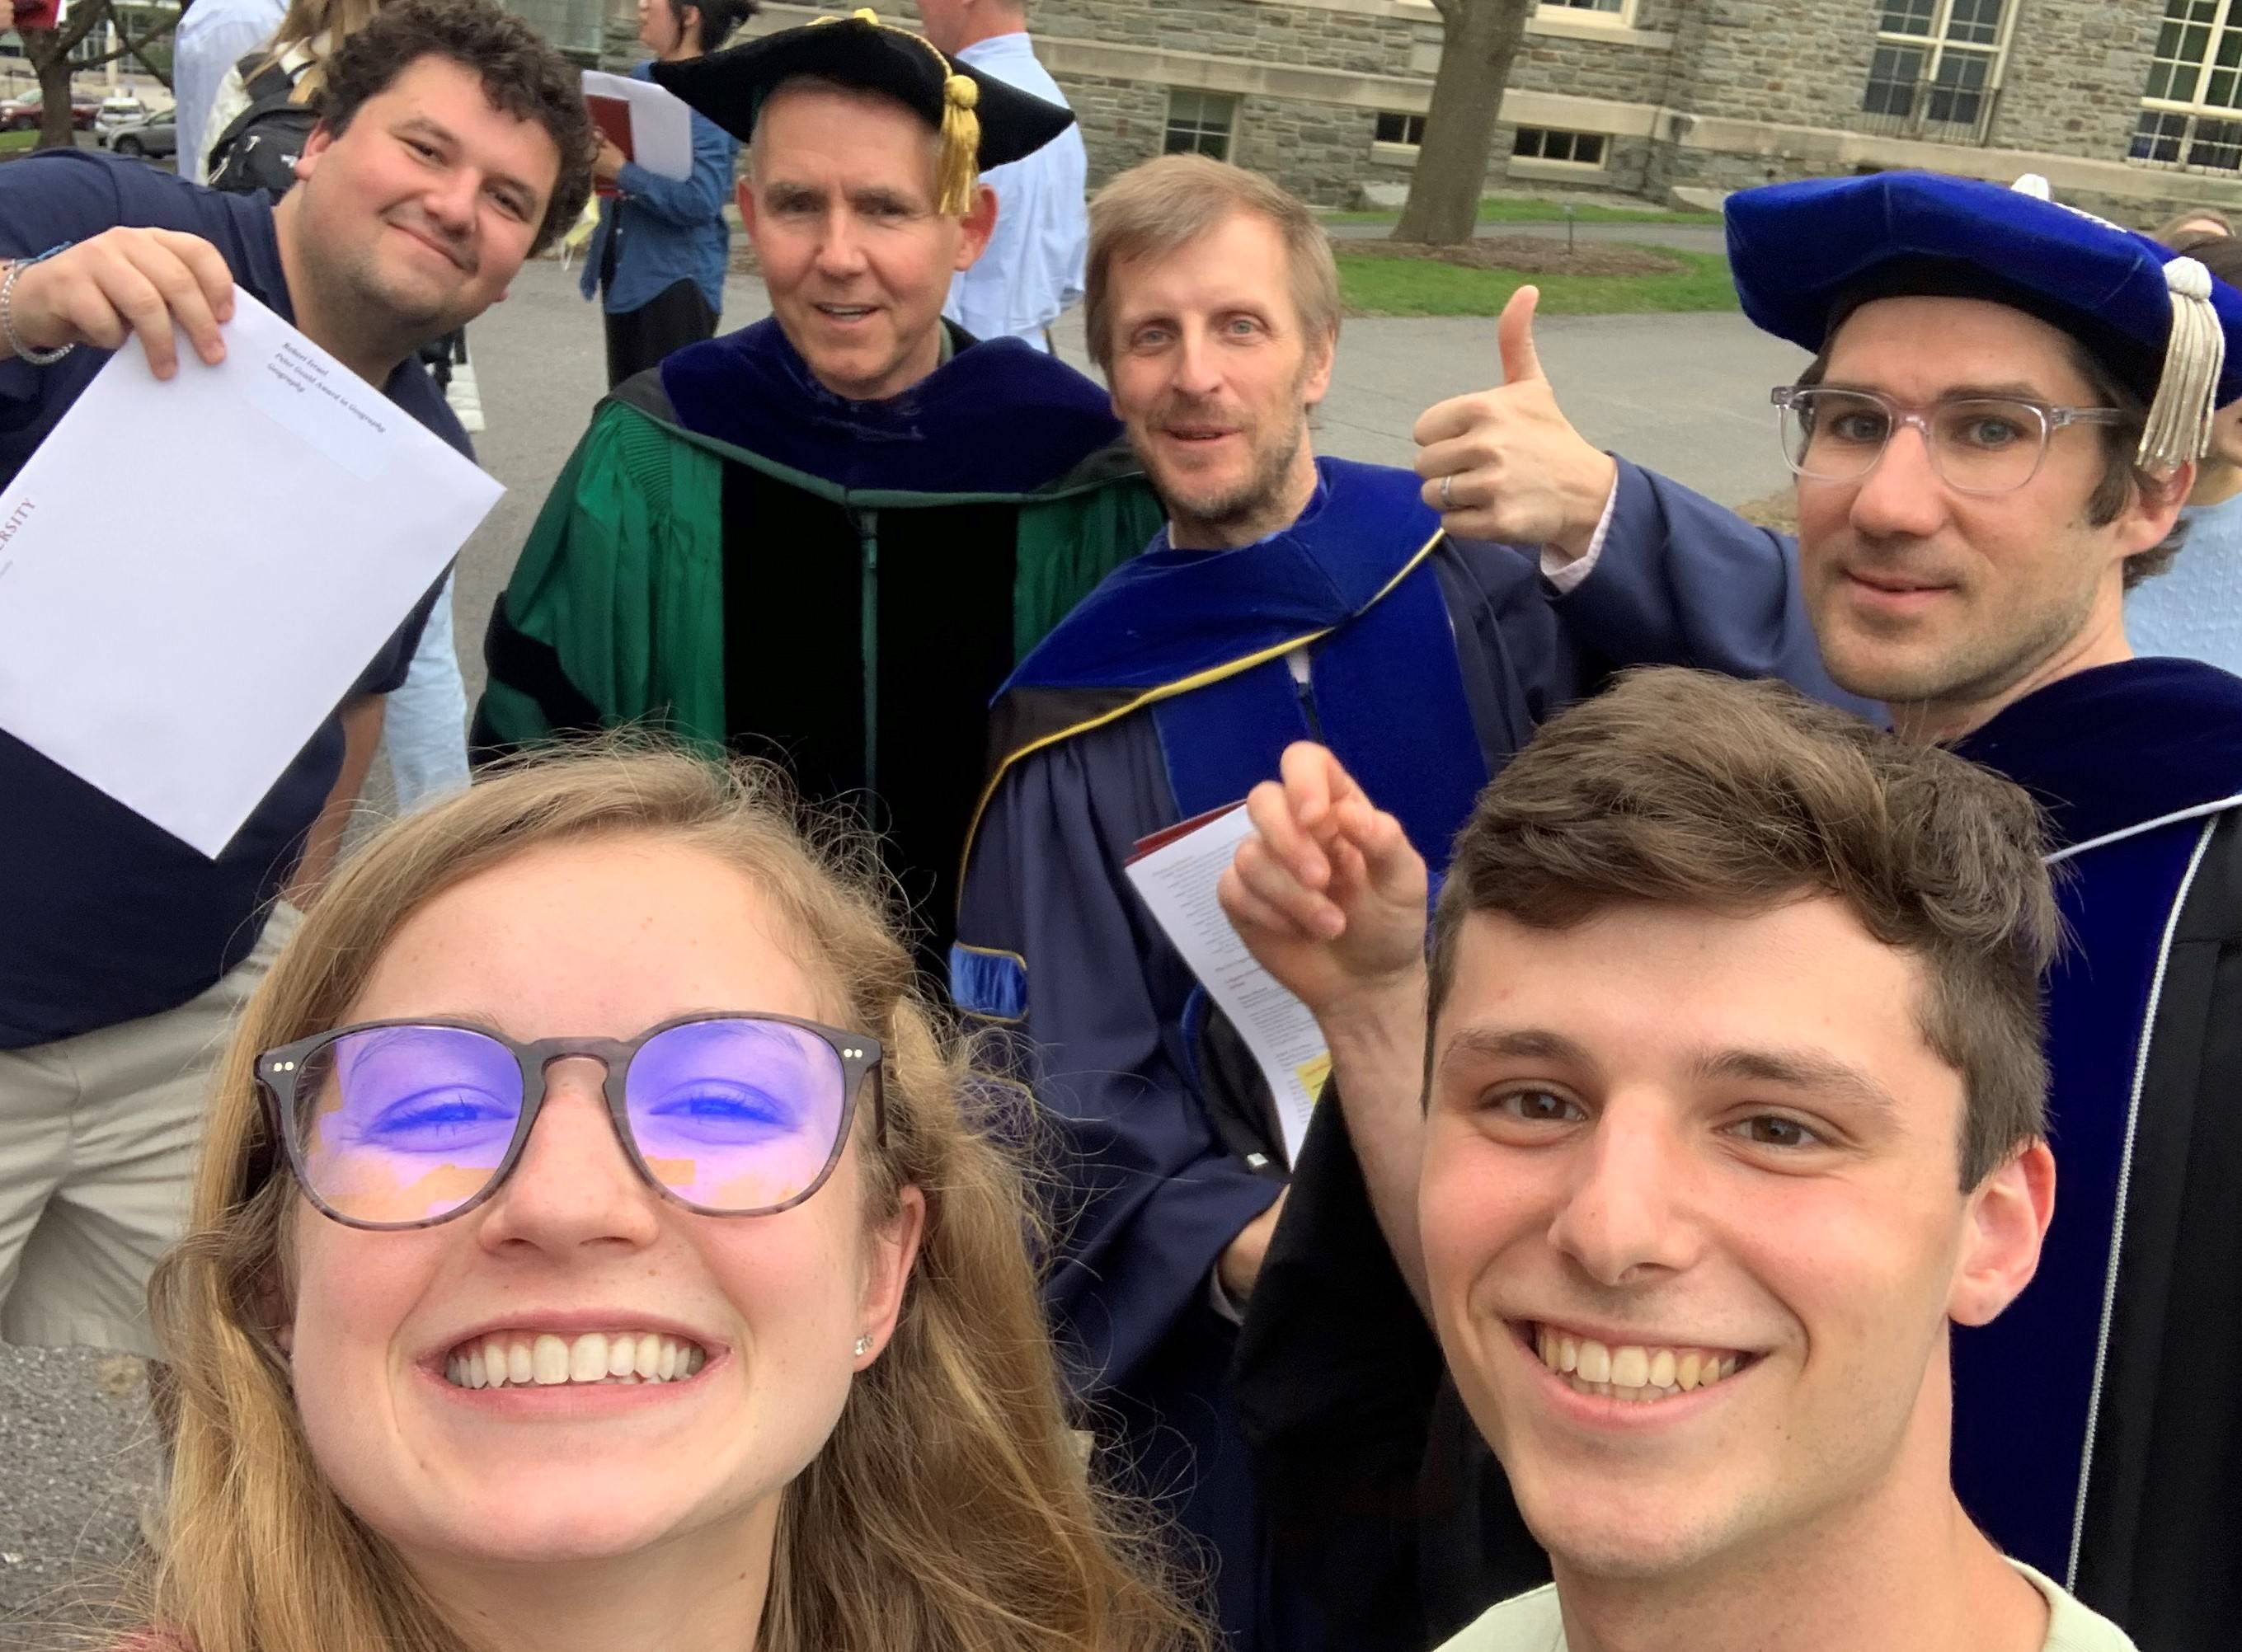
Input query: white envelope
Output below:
<box><xmin>0</xmin><ymin>289</ymin><xmax>503</xmax><ymax>857</ymax></box>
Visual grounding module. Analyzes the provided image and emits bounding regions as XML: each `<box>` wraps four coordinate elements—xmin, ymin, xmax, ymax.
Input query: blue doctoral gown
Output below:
<box><xmin>954</xmin><ymin>458</ymin><xmax>1855</xmax><ymax>1650</ymax></box>
<box><xmin>1236</xmin><ymin>467</ymin><xmax>2242</xmax><ymax>1652</ymax></box>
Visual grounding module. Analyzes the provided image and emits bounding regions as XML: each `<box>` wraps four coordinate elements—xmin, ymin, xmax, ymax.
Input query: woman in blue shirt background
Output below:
<box><xmin>584</xmin><ymin>0</ymin><xmax>751</xmax><ymax>387</ymax></box>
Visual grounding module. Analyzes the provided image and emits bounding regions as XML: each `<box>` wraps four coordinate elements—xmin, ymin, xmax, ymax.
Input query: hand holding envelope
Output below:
<box><xmin>0</xmin><ymin>290</ymin><xmax>503</xmax><ymax>857</ymax></box>
<box><xmin>3</xmin><ymin>228</ymin><xmax>239</xmax><ymax>379</ymax></box>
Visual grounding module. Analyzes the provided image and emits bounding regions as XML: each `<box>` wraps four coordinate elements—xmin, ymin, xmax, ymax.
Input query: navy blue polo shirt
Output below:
<box><xmin>1</xmin><ymin>152</ymin><xmax>467</xmax><ymax>1049</ymax></box>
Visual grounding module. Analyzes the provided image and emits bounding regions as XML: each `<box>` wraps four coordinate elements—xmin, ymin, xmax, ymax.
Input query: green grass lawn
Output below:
<box><xmin>0</xmin><ymin>130</ymin><xmax>40</xmax><ymax>155</ymax></box>
<box><xmin>1337</xmin><ymin>246</ymin><xmax>1741</xmax><ymax>317</ymax></box>
<box><xmin>1325</xmin><ymin>197</ymin><xmax>1720</xmax><ymax>228</ymax></box>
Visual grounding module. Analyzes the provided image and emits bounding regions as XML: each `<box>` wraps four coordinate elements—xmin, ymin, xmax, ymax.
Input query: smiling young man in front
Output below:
<box><xmin>1406</xmin><ymin>669</ymin><xmax>2126</xmax><ymax>1652</ymax></box>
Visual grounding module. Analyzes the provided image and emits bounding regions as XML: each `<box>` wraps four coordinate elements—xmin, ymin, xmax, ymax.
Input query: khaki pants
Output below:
<box><xmin>0</xmin><ymin>903</ymin><xmax>300</xmax><ymax>1356</ymax></box>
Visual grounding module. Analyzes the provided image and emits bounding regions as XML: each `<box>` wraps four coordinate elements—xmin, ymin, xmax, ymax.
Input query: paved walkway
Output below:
<box><xmin>1326</xmin><ymin>217</ymin><xmax>1728</xmax><ymax>256</ymax></box>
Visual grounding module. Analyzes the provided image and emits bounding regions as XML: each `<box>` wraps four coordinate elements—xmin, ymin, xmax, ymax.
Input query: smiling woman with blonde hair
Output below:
<box><xmin>121</xmin><ymin>741</ymin><xmax>1206</xmax><ymax>1652</ymax></box>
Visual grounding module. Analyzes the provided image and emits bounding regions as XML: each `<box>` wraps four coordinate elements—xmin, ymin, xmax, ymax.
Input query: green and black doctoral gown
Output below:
<box><xmin>472</xmin><ymin>317</ymin><xmax>1165</xmax><ymax>941</ymax></box>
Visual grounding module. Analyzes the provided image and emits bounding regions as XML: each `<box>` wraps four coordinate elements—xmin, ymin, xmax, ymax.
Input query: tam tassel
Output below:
<box><xmin>2141</xmin><ymin>254</ymin><xmax>2226</xmax><ymax>472</ymax></box>
<box><xmin>934</xmin><ymin>71</ymin><xmax>981</xmax><ymax>217</ymax></box>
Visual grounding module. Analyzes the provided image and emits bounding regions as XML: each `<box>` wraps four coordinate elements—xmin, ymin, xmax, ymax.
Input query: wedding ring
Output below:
<box><xmin>1440</xmin><ymin>472</ymin><xmax>1455</xmax><ymax>510</ymax></box>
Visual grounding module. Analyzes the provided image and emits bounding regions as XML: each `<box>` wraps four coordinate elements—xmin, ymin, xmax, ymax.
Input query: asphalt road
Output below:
<box><xmin>0</xmin><ymin>256</ymin><xmax>1804</xmax><ymax>1634</ymax></box>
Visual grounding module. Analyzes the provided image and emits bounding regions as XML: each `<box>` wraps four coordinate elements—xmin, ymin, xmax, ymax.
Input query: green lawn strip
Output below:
<box><xmin>1325</xmin><ymin>198</ymin><xmax>1719</xmax><ymax>228</ymax></box>
<box><xmin>1337</xmin><ymin>246</ymin><xmax>1740</xmax><ymax>317</ymax></box>
<box><xmin>0</xmin><ymin>131</ymin><xmax>40</xmax><ymax>155</ymax></box>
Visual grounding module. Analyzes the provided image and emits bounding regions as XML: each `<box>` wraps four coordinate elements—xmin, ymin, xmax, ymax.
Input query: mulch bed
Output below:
<box><xmin>1337</xmin><ymin>235</ymin><xmax>1686</xmax><ymax>279</ymax></box>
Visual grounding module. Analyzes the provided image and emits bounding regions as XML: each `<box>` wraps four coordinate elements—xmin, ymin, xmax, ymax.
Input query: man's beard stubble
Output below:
<box><xmin>1158</xmin><ymin>402</ymin><xmax>1314</xmax><ymax>547</ymax></box>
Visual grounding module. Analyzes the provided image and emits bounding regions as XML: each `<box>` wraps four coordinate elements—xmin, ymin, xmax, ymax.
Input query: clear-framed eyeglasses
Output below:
<box><xmin>1770</xmin><ymin>385</ymin><xmax>2130</xmax><ymax>495</ymax></box>
<box><xmin>255</xmin><ymin>1012</ymin><xmax>886</xmax><ymax>1231</ymax></box>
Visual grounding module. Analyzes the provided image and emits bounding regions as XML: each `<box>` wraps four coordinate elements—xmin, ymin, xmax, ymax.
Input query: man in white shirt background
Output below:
<box><xmin>172</xmin><ymin>0</ymin><xmax>287</xmax><ymax>184</ymax></box>
<box><xmin>917</xmin><ymin>0</ymin><xmax>1086</xmax><ymax>350</ymax></box>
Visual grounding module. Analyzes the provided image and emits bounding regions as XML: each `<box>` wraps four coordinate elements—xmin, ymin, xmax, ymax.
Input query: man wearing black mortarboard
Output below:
<box><xmin>1226</xmin><ymin>173</ymin><xmax>2242</xmax><ymax>1652</ymax></box>
<box><xmin>472</xmin><ymin>9</ymin><xmax>1164</xmax><ymax>942</ymax></box>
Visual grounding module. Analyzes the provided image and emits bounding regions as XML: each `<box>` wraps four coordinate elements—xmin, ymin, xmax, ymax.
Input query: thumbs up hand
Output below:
<box><xmin>1412</xmin><ymin>285</ymin><xmax>1619</xmax><ymax>561</ymax></box>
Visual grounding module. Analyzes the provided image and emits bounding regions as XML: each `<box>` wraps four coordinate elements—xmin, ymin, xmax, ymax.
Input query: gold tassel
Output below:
<box><xmin>806</xmin><ymin>10</ymin><xmax>983</xmax><ymax>217</ymax></box>
<box><xmin>2141</xmin><ymin>254</ymin><xmax>2226</xmax><ymax>473</ymax></box>
<box><xmin>934</xmin><ymin>72</ymin><xmax>980</xmax><ymax>218</ymax></box>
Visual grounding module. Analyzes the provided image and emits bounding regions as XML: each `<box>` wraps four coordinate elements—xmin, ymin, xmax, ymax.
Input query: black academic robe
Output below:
<box><xmin>956</xmin><ymin>459</ymin><xmax>1859</xmax><ymax>1651</ymax></box>
<box><xmin>1235</xmin><ymin>485</ymin><xmax>2242</xmax><ymax>1652</ymax></box>
<box><xmin>473</xmin><ymin>318</ymin><xmax>1165</xmax><ymax>943</ymax></box>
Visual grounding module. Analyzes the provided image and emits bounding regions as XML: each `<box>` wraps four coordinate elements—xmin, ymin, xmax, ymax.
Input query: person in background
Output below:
<box><xmin>583</xmin><ymin>0</ymin><xmax>752</xmax><ymax>389</ymax></box>
<box><xmin>2153</xmin><ymin>204</ymin><xmax>2231</xmax><ymax>242</ymax></box>
<box><xmin>170</xmin><ymin>0</ymin><xmax>286</xmax><ymax>184</ymax></box>
<box><xmin>2127</xmin><ymin>228</ymin><xmax>2242</xmax><ymax>676</ymax></box>
<box><xmin>196</xmin><ymin>0</ymin><xmax>379</xmax><ymax>175</ymax></box>
<box><xmin>476</xmin><ymin>14</ymin><xmax>1166</xmax><ymax>950</ymax></box>
<box><xmin>918</xmin><ymin>0</ymin><xmax>1086</xmax><ymax>350</ymax></box>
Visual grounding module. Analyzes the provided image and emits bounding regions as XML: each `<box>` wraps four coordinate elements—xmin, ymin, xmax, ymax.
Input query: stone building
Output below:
<box><xmin>523</xmin><ymin>0</ymin><xmax>2242</xmax><ymax>225</ymax></box>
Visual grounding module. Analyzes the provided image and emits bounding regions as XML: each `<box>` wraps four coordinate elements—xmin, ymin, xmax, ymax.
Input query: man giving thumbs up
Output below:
<box><xmin>1413</xmin><ymin>286</ymin><xmax>1619</xmax><ymax>558</ymax></box>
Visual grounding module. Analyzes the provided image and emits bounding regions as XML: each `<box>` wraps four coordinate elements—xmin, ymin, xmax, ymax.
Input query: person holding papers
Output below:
<box><xmin>475</xmin><ymin>12</ymin><xmax>1166</xmax><ymax>946</ymax></box>
<box><xmin>580</xmin><ymin>0</ymin><xmax>752</xmax><ymax>389</ymax></box>
<box><xmin>945</xmin><ymin>154</ymin><xmax>1855</xmax><ymax>1652</ymax></box>
<box><xmin>0</xmin><ymin>0</ymin><xmax>591</xmax><ymax>1360</ymax></box>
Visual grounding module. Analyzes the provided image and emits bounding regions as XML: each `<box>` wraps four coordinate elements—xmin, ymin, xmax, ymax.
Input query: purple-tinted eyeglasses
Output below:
<box><xmin>255</xmin><ymin>1013</ymin><xmax>885</xmax><ymax>1231</ymax></box>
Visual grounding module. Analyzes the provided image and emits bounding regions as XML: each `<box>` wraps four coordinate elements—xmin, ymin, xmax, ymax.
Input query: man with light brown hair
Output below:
<box><xmin>1408</xmin><ymin>668</ymin><xmax>2123</xmax><ymax>1650</ymax></box>
<box><xmin>947</xmin><ymin>154</ymin><xmax>1844</xmax><ymax>1652</ymax></box>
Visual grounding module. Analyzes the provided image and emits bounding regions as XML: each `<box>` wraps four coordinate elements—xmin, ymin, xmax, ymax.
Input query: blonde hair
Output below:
<box><xmin>247</xmin><ymin>0</ymin><xmax>387</xmax><ymax>101</ymax></box>
<box><xmin>1083</xmin><ymin>153</ymin><xmax>1341</xmax><ymax>374</ymax></box>
<box><xmin>135</xmin><ymin>740</ymin><xmax>1208</xmax><ymax>1652</ymax></box>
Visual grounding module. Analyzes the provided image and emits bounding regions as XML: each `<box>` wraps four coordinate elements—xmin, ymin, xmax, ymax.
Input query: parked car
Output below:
<box><xmin>95</xmin><ymin>93</ymin><xmax>151</xmax><ymax>132</ymax></box>
<box><xmin>96</xmin><ymin>105</ymin><xmax>176</xmax><ymax>159</ymax></box>
<box><xmin>0</xmin><ymin>90</ymin><xmax>101</xmax><ymax>131</ymax></box>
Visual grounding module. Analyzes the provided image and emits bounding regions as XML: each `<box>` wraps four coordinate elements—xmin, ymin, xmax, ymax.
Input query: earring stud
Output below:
<box><xmin>853</xmin><ymin>1333</ymin><xmax>874</xmax><ymax>1357</ymax></box>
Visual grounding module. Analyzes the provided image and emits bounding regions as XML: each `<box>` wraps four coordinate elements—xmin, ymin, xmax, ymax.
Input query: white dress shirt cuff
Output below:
<box><xmin>1537</xmin><ymin>472</ymin><xmax>1621</xmax><ymax>595</ymax></box>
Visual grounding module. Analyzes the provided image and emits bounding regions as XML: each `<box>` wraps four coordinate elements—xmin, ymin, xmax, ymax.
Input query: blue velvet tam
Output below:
<box><xmin>1725</xmin><ymin>171</ymin><xmax>2242</xmax><ymax>467</ymax></box>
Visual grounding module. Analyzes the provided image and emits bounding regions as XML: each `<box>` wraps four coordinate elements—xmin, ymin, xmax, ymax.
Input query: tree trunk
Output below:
<box><xmin>33</xmin><ymin>40</ymin><xmax>74</xmax><ymax>148</ymax></box>
<box><xmin>19</xmin><ymin>1</ymin><xmax>103</xmax><ymax>150</ymax></box>
<box><xmin>1392</xmin><ymin>0</ymin><xmax>1535</xmax><ymax>247</ymax></box>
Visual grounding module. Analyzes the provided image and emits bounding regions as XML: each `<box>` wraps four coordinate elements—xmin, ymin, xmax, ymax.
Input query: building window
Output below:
<box><xmin>2133</xmin><ymin>0</ymin><xmax>2242</xmax><ymax>173</ymax></box>
<box><xmin>1860</xmin><ymin>0</ymin><xmax>2011</xmax><ymax>133</ymax></box>
<box><xmin>1512</xmin><ymin>127</ymin><xmax>1607</xmax><ymax>167</ymax></box>
<box><xmin>1375</xmin><ymin>111</ymin><xmax>1428</xmax><ymax>148</ymax></box>
<box><xmin>1539</xmin><ymin>0</ymin><xmax>1626</xmax><ymax>12</ymax></box>
<box><xmin>1164</xmin><ymin>90</ymin><xmax>1238</xmax><ymax>162</ymax></box>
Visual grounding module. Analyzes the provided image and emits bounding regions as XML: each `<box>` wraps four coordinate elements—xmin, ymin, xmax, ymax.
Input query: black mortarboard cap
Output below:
<box><xmin>650</xmin><ymin>8</ymin><xmax>1076</xmax><ymax>216</ymax></box>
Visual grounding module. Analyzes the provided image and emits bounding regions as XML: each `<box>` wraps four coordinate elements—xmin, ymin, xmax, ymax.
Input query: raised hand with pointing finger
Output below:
<box><xmin>1412</xmin><ymin>284</ymin><xmax>1620</xmax><ymax>561</ymax></box>
<box><xmin>1218</xmin><ymin>740</ymin><xmax>1429</xmax><ymax>1024</ymax></box>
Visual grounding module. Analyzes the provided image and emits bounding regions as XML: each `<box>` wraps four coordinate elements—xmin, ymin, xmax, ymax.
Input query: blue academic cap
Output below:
<box><xmin>1725</xmin><ymin>170</ymin><xmax>2242</xmax><ymax>470</ymax></box>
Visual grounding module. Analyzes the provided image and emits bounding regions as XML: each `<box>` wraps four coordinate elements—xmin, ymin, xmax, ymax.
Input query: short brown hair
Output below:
<box><xmin>1083</xmin><ymin>153</ymin><xmax>1340</xmax><ymax>375</ymax></box>
<box><xmin>319</xmin><ymin>0</ymin><xmax>596</xmax><ymax>257</ymax></box>
<box><xmin>1426</xmin><ymin>669</ymin><xmax>2060</xmax><ymax>1189</ymax></box>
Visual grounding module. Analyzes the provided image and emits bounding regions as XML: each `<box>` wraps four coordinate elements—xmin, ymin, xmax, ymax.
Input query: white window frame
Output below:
<box><xmin>2134</xmin><ymin>0</ymin><xmax>2242</xmax><ymax>174</ymax></box>
<box><xmin>1536</xmin><ymin>0</ymin><xmax>1634</xmax><ymax>21</ymax></box>
<box><xmin>1861</xmin><ymin>0</ymin><xmax>2019</xmax><ymax>133</ymax></box>
<box><xmin>1163</xmin><ymin>88</ymin><xmax>1239</xmax><ymax>163</ymax></box>
<box><xmin>1509</xmin><ymin>126</ymin><xmax>1611</xmax><ymax>173</ymax></box>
